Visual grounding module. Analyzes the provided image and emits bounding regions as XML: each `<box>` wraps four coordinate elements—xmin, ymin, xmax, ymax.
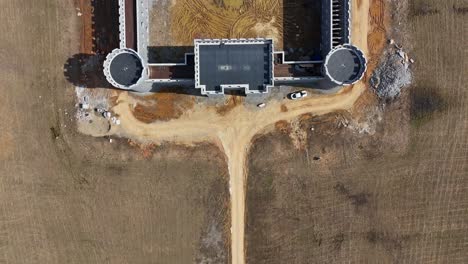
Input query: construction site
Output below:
<box><xmin>95</xmin><ymin>1</ymin><xmax>370</xmax><ymax>263</ymax></box>
<box><xmin>0</xmin><ymin>0</ymin><xmax>467</xmax><ymax>263</ymax></box>
<box><xmin>103</xmin><ymin>0</ymin><xmax>367</xmax><ymax>95</ymax></box>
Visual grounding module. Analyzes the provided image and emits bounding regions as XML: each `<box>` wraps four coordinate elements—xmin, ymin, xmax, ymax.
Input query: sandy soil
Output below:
<box><xmin>246</xmin><ymin>0</ymin><xmax>468</xmax><ymax>263</ymax></box>
<box><xmin>0</xmin><ymin>0</ymin><xmax>230</xmax><ymax>263</ymax></box>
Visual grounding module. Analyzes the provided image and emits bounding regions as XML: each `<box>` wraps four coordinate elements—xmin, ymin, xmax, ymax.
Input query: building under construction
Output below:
<box><xmin>103</xmin><ymin>0</ymin><xmax>367</xmax><ymax>95</ymax></box>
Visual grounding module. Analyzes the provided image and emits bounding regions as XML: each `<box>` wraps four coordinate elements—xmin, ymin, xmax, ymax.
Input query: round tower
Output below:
<box><xmin>103</xmin><ymin>49</ymin><xmax>146</xmax><ymax>90</ymax></box>
<box><xmin>323</xmin><ymin>44</ymin><xmax>367</xmax><ymax>86</ymax></box>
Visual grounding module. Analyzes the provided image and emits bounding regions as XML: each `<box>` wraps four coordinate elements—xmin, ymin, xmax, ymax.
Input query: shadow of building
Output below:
<box><xmin>64</xmin><ymin>0</ymin><xmax>120</xmax><ymax>88</ymax></box>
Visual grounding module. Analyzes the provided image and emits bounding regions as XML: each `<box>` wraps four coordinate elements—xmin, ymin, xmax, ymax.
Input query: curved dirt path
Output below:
<box><xmin>110</xmin><ymin>1</ymin><xmax>370</xmax><ymax>263</ymax></box>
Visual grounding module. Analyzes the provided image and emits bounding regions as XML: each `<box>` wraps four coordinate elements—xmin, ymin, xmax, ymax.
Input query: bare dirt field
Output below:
<box><xmin>245</xmin><ymin>0</ymin><xmax>468</xmax><ymax>263</ymax></box>
<box><xmin>149</xmin><ymin>0</ymin><xmax>321</xmax><ymax>61</ymax></box>
<box><xmin>0</xmin><ymin>0</ymin><xmax>230</xmax><ymax>263</ymax></box>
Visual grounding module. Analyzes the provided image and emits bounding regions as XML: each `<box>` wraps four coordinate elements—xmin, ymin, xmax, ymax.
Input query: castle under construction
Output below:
<box><xmin>103</xmin><ymin>0</ymin><xmax>367</xmax><ymax>95</ymax></box>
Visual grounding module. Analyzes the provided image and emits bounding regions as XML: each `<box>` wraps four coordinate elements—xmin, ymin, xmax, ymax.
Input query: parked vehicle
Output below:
<box><xmin>288</xmin><ymin>90</ymin><xmax>308</xmax><ymax>100</ymax></box>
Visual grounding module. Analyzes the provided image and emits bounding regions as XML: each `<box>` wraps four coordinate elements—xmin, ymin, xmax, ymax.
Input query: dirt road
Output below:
<box><xmin>110</xmin><ymin>2</ymin><xmax>370</xmax><ymax>262</ymax></box>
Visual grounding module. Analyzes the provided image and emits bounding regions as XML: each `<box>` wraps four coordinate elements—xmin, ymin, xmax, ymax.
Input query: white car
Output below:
<box><xmin>288</xmin><ymin>90</ymin><xmax>308</xmax><ymax>100</ymax></box>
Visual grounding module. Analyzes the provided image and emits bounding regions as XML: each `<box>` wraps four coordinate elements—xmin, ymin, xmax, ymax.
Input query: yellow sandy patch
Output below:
<box><xmin>253</xmin><ymin>18</ymin><xmax>280</xmax><ymax>45</ymax></box>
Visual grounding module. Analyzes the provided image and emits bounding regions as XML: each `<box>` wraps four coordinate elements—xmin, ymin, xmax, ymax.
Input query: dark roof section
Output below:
<box><xmin>149</xmin><ymin>65</ymin><xmax>195</xmax><ymax>79</ymax></box>
<box><xmin>197</xmin><ymin>43</ymin><xmax>273</xmax><ymax>93</ymax></box>
<box><xmin>149</xmin><ymin>54</ymin><xmax>194</xmax><ymax>79</ymax></box>
<box><xmin>275</xmin><ymin>63</ymin><xmax>322</xmax><ymax>78</ymax></box>
<box><xmin>109</xmin><ymin>52</ymin><xmax>143</xmax><ymax>87</ymax></box>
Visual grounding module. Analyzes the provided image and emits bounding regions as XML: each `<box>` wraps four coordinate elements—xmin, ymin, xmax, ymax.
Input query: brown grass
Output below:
<box><xmin>246</xmin><ymin>0</ymin><xmax>468</xmax><ymax>263</ymax></box>
<box><xmin>127</xmin><ymin>139</ymin><xmax>159</xmax><ymax>159</ymax></box>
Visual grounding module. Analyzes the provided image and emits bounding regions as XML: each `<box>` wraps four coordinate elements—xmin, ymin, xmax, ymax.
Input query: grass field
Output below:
<box><xmin>0</xmin><ymin>0</ymin><xmax>230</xmax><ymax>263</ymax></box>
<box><xmin>245</xmin><ymin>0</ymin><xmax>468</xmax><ymax>263</ymax></box>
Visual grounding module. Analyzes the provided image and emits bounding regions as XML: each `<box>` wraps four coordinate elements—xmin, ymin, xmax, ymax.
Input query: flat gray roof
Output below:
<box><xmin>197</xmin><ymin>43</ymin><xmax>272</xmax><ymax>92</ymax></box>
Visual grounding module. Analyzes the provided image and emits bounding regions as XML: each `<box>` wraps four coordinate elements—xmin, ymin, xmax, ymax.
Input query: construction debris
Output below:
<box><xmin>74</xmin><ymin>87</ymin><xmax>121</xmax><ymax>133</ymax></box>
<box><xmin>96</xmin><ymin>108</ymin><xmax>105</xmax><ymax>113</ymax></box>
<box><xmin>79</xmin><ymin>103</ymin><xmax>90</xmax><ymax>110</ymax></box>
<box><xmin>103</xmin><ymin>111</ymin><xmax>112</xmax><ymax>119</ymax></box>
<box><xmin>111</xmin><ymin>116</ymin><xmax>121</xmax><ymax>125</ymax></box>
<box><xmin>371</xmin><ymin>42</ymin><xmax>413</xmax><ymax>100</ymax></box>
<box><xmin>338</xmin><ymin>107</ymin><xmax>383</xmax><ymax>135</ymax></box>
